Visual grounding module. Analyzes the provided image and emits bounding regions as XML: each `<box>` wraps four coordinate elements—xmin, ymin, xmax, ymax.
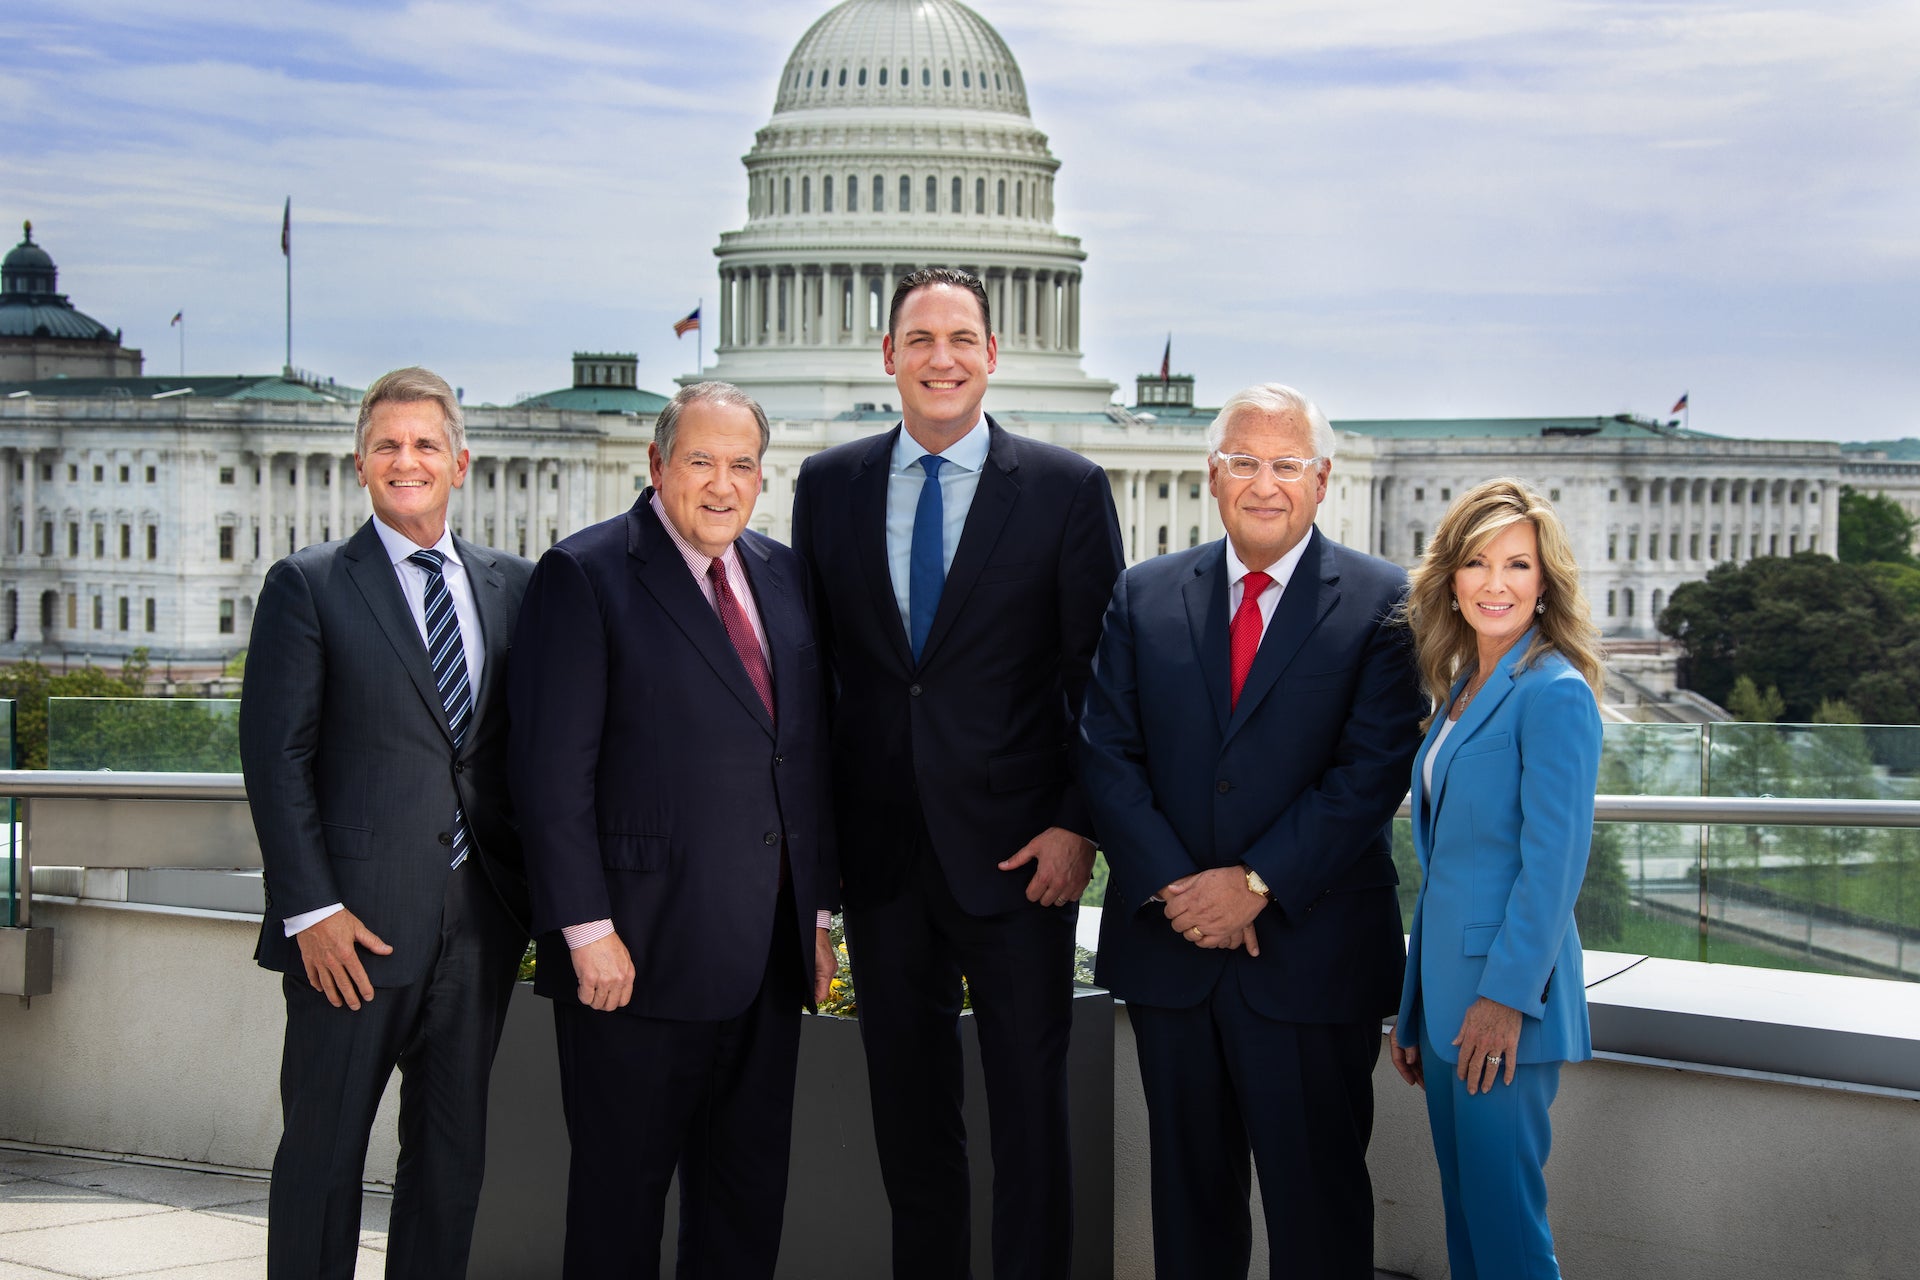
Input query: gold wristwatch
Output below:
<box><xmin>1243</xmin><ymin>866</ymin><xmax>1271</xmax><ymax>900</ymax></box>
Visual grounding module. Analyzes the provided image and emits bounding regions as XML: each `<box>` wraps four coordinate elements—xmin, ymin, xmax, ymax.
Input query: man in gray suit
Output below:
<box><xmin>240</xmin><ymin>366</ymin><xmax>533</xmax><ymax>1280</ymax></box>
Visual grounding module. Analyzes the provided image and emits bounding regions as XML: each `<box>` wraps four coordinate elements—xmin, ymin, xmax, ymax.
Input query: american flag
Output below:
<box><xmin>1159</xmin><ymin>335</ymin><xmax>1171</xmax><ymax>384</ymax></box>
<box><xmin>1671</xmin><ymin>392</ymin><xmax>1689</xmax><ymax>415</ymax></box>
<box><xmin>673</xmin><ymin>306</ymin><xmax>701</xmax><ymax>338</ymax></box>
<box><xmin>170</xmin><ymin>312</ymin><xmax>183</xmax><ymax>326</ymax></box>
<box><xmin>280</xmin><ymin>199</ymin><xmax>290</xmax><ymax>256</ymax></box>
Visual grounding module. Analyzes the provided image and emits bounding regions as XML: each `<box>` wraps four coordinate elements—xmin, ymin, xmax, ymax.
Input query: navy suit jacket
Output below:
<box><xmin>1079</xmin><ymin>530</ymin><xmax>1424</xmax><ymax>1022</ymax></box>
<box><xmin>1394</xmin><ymin>638</ymin><xmax>1600</xmax><ymax>1065</ymax></box>
<box><xmin>790</xmin><ymin>418</ymin><xmax>1125</xmax><ymax>916</ymax></box>
<box><xmin>241</xmin><ymin>519</ymin><xmax>533</xmax><ymax>985</ymax></box>
<box><xmin>507</xmin><ymin>493</ymin><xmax>835</xmax><ymax>1021</ymax></box>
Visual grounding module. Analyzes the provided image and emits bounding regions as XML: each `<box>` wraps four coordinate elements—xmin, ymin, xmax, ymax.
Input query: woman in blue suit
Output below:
<box><xmin>1389</xmin><ymin>478</ymin><xmax>1604</xmax><ymax>1280</ymax></box>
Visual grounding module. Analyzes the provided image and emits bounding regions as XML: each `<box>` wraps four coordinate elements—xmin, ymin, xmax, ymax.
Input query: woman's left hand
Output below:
<box><xmin>1452</xmin><ymin>997</ymin><xmax>1521</xmax><ymax>1095</ymax></box>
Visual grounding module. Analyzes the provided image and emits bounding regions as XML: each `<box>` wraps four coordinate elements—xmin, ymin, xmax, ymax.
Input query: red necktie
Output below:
<box><xmin>1229</xmin><ymin>570</ymin><xmax>1273</xmax><ymax>708</ymax></box>
<box><xmin>709</xmin><ymin>557</ymin><xmax>775</xmax><ymax>721</ymax></box>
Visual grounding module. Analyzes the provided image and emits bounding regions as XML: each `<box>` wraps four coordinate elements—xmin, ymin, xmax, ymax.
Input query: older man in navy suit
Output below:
<box><xmin>1079</xmin><ymin>383</ymin><xmax>1424</xmax><ymax>1279</ymax></box>
<box><xmin>508</xmin><ymin>382</ymin><xmax>837</xmax><ymax>1279</ymax></box>
<box><xmin>790</xmin><ymin>268</ymin><xmax>1124</xmax><ymax>1279</ymax></box>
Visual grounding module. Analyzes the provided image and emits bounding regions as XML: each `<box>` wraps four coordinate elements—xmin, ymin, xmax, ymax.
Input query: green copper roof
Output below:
<box><xmin>0</xmin><ymin>374</ymin><xmax>359</xmax><ymax>403</ymax></box>
<box><xmin>514</xmin><ymin>385</ymin><xmax>670</xmax><ymax>415</ymax></box>
<box><xmin>1125</xmin><ymin>405</ymin><xmax>1718</xmax><ymax>442</ymax></box>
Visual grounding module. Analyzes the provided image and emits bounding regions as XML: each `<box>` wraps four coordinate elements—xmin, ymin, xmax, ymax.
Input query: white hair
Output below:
<box><xmin>1205</xmin><ymin>383</ymin><xmax>1336</xmax><ymax>461</ymax></box>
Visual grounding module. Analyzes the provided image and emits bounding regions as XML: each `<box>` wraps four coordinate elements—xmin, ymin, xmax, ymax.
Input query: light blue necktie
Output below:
<box><xmin>909</xmin><ymin>454</ymin><xmax>947</xmax><ymax>660</ymax></box>
<box><xmin>407</xmin><ymin>549</ymin><xmax>472</xmax><ymax>869</ymax></box>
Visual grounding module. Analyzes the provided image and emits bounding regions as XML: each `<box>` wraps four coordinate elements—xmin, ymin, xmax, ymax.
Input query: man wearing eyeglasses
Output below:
<box><xmin>1078</xmin><ymin>383</ymin><xmax>1423</xmax><ymax>1278</ymax></box>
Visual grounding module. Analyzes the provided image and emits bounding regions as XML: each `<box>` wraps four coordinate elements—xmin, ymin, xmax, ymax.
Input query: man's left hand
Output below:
<box><xmin>1163</xmin><ymin>866</ymin><xmax>1267</xmax><ymax>946</ymax></box>
<box><xmin>999</xmin><ymin>826</ymin><xmax>1096</xmax><ymax>906</ymax></box>
<box><xmin>813</xmin><ymin>927</ymin><xmax>838</xmax><ymax>1007</ymax></box>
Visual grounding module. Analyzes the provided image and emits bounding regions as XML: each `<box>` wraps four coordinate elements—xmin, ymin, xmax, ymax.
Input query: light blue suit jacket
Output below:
<box><xmin>1393</xmin><ymin>634</ymin><xmax>1602</xmax><ymax>1066</ymax></box>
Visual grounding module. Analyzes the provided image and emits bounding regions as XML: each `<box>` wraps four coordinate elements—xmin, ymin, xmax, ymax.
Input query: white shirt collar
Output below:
<box><xmin>892</xmin><ymin>415</ymin><xmax>990</xmax><ymax>474</ymax></box>
<box><xmin>1225</xmin><ymin>526</ymin><xmax>1314</xmax><ymax>592</ymax></box>
<box><xmin>373</xmin><ymin>515</ymin><xmax>460</xmax><ymax>569</ymax></box>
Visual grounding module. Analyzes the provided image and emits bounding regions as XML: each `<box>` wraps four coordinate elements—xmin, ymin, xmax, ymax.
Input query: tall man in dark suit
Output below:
<box><xmin>790</xmin><ymin>268</ymin><xmax>1125</xmax><ymax>1279</ymax></box>
<box><xmin>508</xmin><ymin>382</ymin><xmax>837</xmax><ymax>1279</ymax></box>
<box><xmin>1078</xmin><ymin>383</ymin><xmax>1424</xmax><ymax>1279</ymax></box>
<box><xmin>240</xmin><ymin>366</ymin><xmax>533</xmax><ymax>1280</ymax></box>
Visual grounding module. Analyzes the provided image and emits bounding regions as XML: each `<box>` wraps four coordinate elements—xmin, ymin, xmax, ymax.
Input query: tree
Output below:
<box><xmin>1838</xmin><ymin>486</ymin><xmax>1919</xmax><ymax>566</ymax></box>
<box><xmin>1660</xmin><ymin>553</ymin><xmax>1920</xmax><ymax>720</ymax></box>
<box><xmin>1728</xmin><ymin>676</ymin><xmax>1785</xmax><ymax>723</ymax></box>
<box><xmin>0</xmin><ymin>656</ymin><xmax>238</xmax><ymax>770</ymax></box>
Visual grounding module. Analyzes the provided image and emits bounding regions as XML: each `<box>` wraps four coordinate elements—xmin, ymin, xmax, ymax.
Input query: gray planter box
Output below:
<box><xmin>472</xmin><ymin>982</ymin><xmax>1115</xmax><ymax>1278</ymax></box>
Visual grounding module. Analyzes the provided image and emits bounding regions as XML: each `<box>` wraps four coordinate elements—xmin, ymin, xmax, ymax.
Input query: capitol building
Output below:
<box><xmin>0</xmin><ymin>0</ymin><xmax>1910</xmax><ymax>698</ymax></box>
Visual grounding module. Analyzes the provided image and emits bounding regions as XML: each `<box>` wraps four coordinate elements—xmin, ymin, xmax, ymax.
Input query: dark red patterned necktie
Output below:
<box><xmin>709</xmin><ymin>557</ymin><xmax>774</xmax><ymax>721</ymax></box>
<box><xmin>1229</xmin><ymin>570</ymin><xmax>1273</xmax><ymax>708</ymax></box>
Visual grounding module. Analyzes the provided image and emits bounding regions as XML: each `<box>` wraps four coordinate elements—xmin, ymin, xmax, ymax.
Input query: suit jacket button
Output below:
<box><xmin>453</xmin><ymin>761</ymin><xmax>465</xmax><ymax>775</ymax></box>
<box><xmin>438</xmin><ymin>832</ymin><xmax>453</xmax><ymax>847</ymax></box>
<box><xmin>909</xmin><ymin>683</ymin><xmax>922</xmax><ymax>697</ymax></box>
<box><xmin>1216</xmin><ymin>779</ymin><xmax>1231</xmax><ymax>794</ymax></box>
<box><xmin>764</xmin><ymin>832</ymin><xmax>779</xmax><ymax>846</ymax></box>
<box><xmin>773</xmin><ymin>755</ymin><xmax>785</xmax><ymax>766</ymax></box>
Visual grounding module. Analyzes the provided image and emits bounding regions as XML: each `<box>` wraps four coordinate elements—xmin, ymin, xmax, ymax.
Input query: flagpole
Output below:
<box><xmin>178</xmin><ymin>316</ymin><xmax>184</xmax><ymax>376</ymax></box>
<box><xmin>282</xmin><ymin>198</ymin><xmax>292</xmax><ymax>377</ymax></box>
<box><xmin>697</xmin><ymin>296</ymin><xmax>704</xmax><ymax>375</ymax></box>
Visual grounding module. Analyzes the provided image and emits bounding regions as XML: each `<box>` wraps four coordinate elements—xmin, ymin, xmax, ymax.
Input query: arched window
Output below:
<box><xmin>900</xmin><ymin>65</ymin><xmax>908</xmax><ymax>86</ymax></box>
<box><xmin>962</xmin><ymin>70</ymin><xmax>971</xmax><ymax>88</ymax></box>
<box><xmin>838</xmin><ymin>67</ymin><xmax>847</xmax><ymax>86</ymax></box>
<box><xmin>951</xmin><ymin>176</ymin><xmax>962</xmax><ymax>212</ymax></box>
<box><xmin>994</xmin><ymin>72</ymin><xmax>1002</xmax><ymax>89</ymax></box>
<box><xmin>975</xmin><ymin>178</ymin><xmax>985</xmax><ymax>214</ymax></box>
<box><xmin>996</xmin><ymin>179</ymin><xmax>1006</xmax><ymax>215</ymax></box>
<box><xmin>802</xmin><ymin>175</ymin><xmax>811</xmax><ymax>212</ymax></box>
<box><xmin>1016</xmin><ymin>182</ymin><xmax>1023</xmax><ymax>217</ymax></box>
<box><xmin>926</xmin><ymin>175</ymin><xmax>937</xmax><ymax>212</ymax></box>
<box><xmin>857</xmin><ymin>67</ymin><xmax>867</xmax><ymax>86</ymax></box>
<box><xmin>922</xmin><ymin>67</ymin><xmax>931</xmax><ymax>86</ymax></box>
<box><xmin>783</xmin><ymin>177</ymin><xmax>791</xmax><ymax>214</ymax></box>
<box><xmin>872</xmin><ymin>174</ymin><xmax>884</xmax><ymax>211</ymax></box>
<box><xmin>806</xmin><ymin>70</ymin><xmax>814</xmax><ymax>88</ymax></box>
<box><xmin>1624</xmin><ymin>588</ymin><xmax>1637</xmax><ymax>618</ymax></box>
<box><xmin>943</xmin><ymin>68</ymin><xmax>952</xmax><ymax>86</ymax></box>
<box><xmin>847</xmin><ymin>174</ymin><xmax>858</xmax><ymax>211</ymax></box>
<box><xmin>878</xmin><ymin>67</ymin><xmax>888</xmax><ymax>86</ymax></box>
<box><xmin>823</xmin><ymin>175</ymin><xmax>834</xmax><ymax>212</ymax></box>
<box><xmin>1189</xmin><ymin>526</ymin><xmax>1200</xmax><ymax>548</ymax></box>
<box><xmin>901</xmin><ymin>175</ymin><xmax>912</xmax><ymax>211</ymax></box>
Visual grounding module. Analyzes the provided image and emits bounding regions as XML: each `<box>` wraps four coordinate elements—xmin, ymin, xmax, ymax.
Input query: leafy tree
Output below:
<box><xmin>0</xmin><ymin>655</ymin><xmax>237</xmax><ymax>770</ymax></box>
<box><xmin>1728</xmin><ymin>676</ymin><xmax>1785</xmax><ymax>723</ymax></box>
<box><xmin>1837</xmin><ymin>486</ymin><xmax>1919</xmax><ymax>566</ymax></box>
<box><xmin>1661</xmin><ymin>554</ymin><xmax>1919</xmax><ymax>720</ymax></box>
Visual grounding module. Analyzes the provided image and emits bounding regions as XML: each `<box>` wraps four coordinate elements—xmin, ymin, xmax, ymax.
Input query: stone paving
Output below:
<box><xmin>0</xmin><ymin>1147</ymin><xmax>388</xmax><ymax>1279</ymax></box>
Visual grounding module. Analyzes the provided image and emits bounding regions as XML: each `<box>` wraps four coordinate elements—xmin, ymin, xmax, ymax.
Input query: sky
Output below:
<box><xmin>6</xmin><ymin>0</ymin><xmax>1917</xmax><ymax>440</ymax></box>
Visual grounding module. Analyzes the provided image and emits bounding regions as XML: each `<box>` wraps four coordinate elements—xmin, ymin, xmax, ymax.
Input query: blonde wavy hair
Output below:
<box><xmin>1404</xmin><ymin>477</ymin><xmax>1604</xmax><ymax>727</ymax></box>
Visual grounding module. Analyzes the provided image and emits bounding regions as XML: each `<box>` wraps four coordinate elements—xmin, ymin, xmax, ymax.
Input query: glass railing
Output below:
<box><xmin>45</xmin><ymin>697</ymin><xmax>242</xmax><ymax>773</ymax></box>
<box><xmin>1</xmin><ymin>699</ymin><xmax>14</xmax><ymax>927</ymax></box>
<box><xmin>1390</xmin><ymin>722</ymin><xmax>1920</xmax><ymax>982</ymax></box>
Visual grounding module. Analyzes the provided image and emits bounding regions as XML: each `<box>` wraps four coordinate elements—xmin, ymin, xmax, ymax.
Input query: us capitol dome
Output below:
<box><xmin>697</xmin><ymin>0</ymin><xmax>1116</xmax><ymax>416</ymax></box>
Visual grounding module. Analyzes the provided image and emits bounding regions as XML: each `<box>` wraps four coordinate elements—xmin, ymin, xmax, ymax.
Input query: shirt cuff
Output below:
<box><xmin>562</xmin><ymin>919</ymin><xmax>617</xmax><ymax>949</ymax></box>
<box><xmin>815</xmin><ymin>910</ymin><xmax>832</xmax><ymax>931</ymax></box>
<box><xmin>283</xmin><ymin>903</ymin><xmax>344</xmax><ymax>937</ymax></box>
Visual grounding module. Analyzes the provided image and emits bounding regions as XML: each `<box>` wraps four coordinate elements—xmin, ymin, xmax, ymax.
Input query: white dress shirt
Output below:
<box><xmin>1223</xmin><ymin>528</ymin><xmax>1315</xmax><ymax>642</ymax></box>
<box><xmin>285</xmin><ymin>517</ymin><xmax>482</xmax><ymax>937</ymax></box>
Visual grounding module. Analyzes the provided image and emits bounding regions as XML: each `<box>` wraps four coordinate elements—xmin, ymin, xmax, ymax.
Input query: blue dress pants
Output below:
<box><xmin>1420</xmin><ymin>1028</ymin><xmax>1564</xmax><ymax>1280</ymax></box>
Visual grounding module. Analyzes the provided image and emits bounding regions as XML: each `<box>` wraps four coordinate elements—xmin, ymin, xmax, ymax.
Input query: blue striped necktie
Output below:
<box><xmin>407</xmin><ymin>548</ymin><xmax>472</xmax><ymax>869</ymax></box>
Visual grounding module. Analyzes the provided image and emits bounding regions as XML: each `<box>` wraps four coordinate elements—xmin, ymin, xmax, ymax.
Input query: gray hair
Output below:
<box><xmin>357</xmin><ymin>366</ymin><xmax>465</xmax><ymax>456</ymax></box>
<box><xmin>1206</xmin><ymin>383</ymin><xmax>1337</xmax><ymax>461</ymax></box>
<box><xmin>655</xmin><ymin>381</ymin><xmax>771</xmax><ymax>461</ymax></box>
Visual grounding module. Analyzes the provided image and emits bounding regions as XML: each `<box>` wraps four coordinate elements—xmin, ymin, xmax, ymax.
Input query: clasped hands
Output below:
<box><xmin>1161</xmin><ymin>866</ymin><xmax>1266</xmax><ymax>956</ymax></box>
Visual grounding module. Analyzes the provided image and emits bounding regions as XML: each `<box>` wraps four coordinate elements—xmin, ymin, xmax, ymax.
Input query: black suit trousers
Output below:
<box><xmin>267</xmin><ymin>860</ymin><xmax>523</xmax><ymax>1280</ymax></box>
<box><xmin>1129</xmin><ymin>974</ymin><xmax>1382</xmax><ymax>1280</ymax></box>
<box><xmin>553</xmin><ymin>886</ymin><xmax>805</xmax><ymax>1280</ymax></box>
<box><xmin>844</xmin><ymin>843</ymin><xmax>1077</xmax><ymax>1280</ymax></box>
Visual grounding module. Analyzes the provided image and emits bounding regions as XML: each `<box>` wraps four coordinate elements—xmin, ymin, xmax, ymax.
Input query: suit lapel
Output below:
<box><xmin>629</xmin><ymin>496</ymin><xmax>775</xmax><ymax>738</ymax></box>
<box><xmin>455</xmin><ymin>534</ymin><xmax>512</xmax><ymax>730</ymax></box>
<box><xmin>1224</xmin><ymin>530</ymin><xmax>1340</xmax><ymax>745</ymax></box>
<box><xmin>850</xmin><ymin>429</ymin><xmax>914</xmax><ymax>671</ymax></box>
<box><xmin>1183</xmin><ymin>543</ymin><xmax>1233</xmax><ymax>738</ymax></box>
<box><xmin>343</xmin><ymin>519</ymin><xmax>453</xmax><ymax>745</ymax></box>
<box><xmin>920</xmin><ymin>419</ymin><xmax>1018</xmax><ymax>667</ymax></box>
<box><xmin>1427</xmin><ymin>631</ymin><xmax>1532</xmax><ymax>817</ymax></box>
<box><xmin>740</xmin><ymin>536</ymin><xmax>807</xmax><ymax>733</ymax></box>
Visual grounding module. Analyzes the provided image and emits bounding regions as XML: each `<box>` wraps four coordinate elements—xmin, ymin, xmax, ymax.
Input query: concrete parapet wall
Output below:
<box><xmin>0</xmin><ymin>899</ymin><xmax>399</xmax><ymax>1181</ymax></box>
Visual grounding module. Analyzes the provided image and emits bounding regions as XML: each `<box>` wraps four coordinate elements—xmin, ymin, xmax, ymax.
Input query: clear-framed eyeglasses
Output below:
<box><xmin>1210</xmin><ymin>452</ymin><xmax>1323</xmax><ymax>483</ymax></box>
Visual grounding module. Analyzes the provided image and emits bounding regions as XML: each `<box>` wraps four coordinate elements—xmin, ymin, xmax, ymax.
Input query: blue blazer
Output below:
<box><xmin>1393</xmin><ymin>635</ymin><xmax>1602</xmax><ymax>1066</ymax></box>
<box><xmin>507</xmin><ymin>493</ymin><xmax>836</xmax><ymax>1021</ymax></box>
<box><xmin>1079</xmin><ymin>531</ymin><xmax>1424</xmax><ymax>1022</ymax></box>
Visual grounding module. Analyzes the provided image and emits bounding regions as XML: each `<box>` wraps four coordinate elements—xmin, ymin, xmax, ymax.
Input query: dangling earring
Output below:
<box><xmin>1449</xmin><ymin>597</ymin><xmax>1459</xmax><ymax>612</ymax></box>
<box><xmin>1535</xmin><ymin>598</ymin><xmax>1547</xmax><ymax>614</ymax></box>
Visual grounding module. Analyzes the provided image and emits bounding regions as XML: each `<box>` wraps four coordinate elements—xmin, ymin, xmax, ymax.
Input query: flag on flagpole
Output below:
<box><xmin>170</xmin><ymin>312</ymin><xmax>183</xmax><ymax>326</ymax></box>
<box><xmin>1159</xmin><ymin>335</ymin><xmax>1171</xmax><ymax>384</ymax></box>
<box><xmin>673</xmin><ymin>305</ymin><xmax>701</xmax><ymax>337</ymax></box>
<box><xmin>281</xmin><ymin>199</ymin><xmax>291</xmax><ymax>256</ymax></box>
<box><xmin>1671</xmin><ymin>392</ymin><xmax>1689</xmax><ymax>415</ymax></box>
